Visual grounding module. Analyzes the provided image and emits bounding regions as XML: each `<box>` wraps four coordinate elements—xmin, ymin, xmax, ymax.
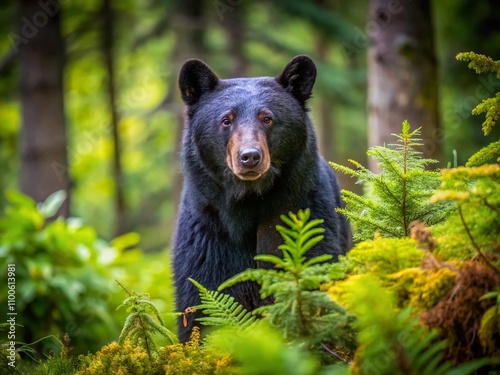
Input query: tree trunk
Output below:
<box><xmin>221</xmin><ymin>4</ymin><xmax>248</xmax><ymax>77</ymax></box>
<box><xmin>367</xmin><ymin>0</ymin><xmax>441</xmax><ymax>170</ymax></box>
<box><xmin>18</xmin><ymin>0</ymin><xmax>70</xmax><ymax>216</ymax></box>
<box><xmin>170</xmin><ymin>0</ymin><xmax>206</xmax><ymax>217</ymax></box>
<box><xmin>316</xmin><ymin>33</ymin><xmax>335</xmax><ymax>164</ymax></box>
<box><xmin>102</xmin><ymin>0</ymin><xmax>126</xmax><ymax>236</ymax></box>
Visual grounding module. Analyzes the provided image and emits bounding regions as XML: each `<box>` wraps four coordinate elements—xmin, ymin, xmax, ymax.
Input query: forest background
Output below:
<box><xmin>0</xmin><ymin>0</ymin><xmax>499</xmax><ymax>357</ymax></box>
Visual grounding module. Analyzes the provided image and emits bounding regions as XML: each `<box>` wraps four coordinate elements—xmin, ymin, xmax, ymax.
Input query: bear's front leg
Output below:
<box><xmin>173</xmin><ymin>209</ymin><xmax>260</xmax><ymax>342</ymax></box>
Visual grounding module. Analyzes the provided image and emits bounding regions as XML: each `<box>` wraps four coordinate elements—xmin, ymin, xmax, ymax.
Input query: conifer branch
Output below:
<box><xmin>402</xmin><ymin>121</ymin><xmax>409</xmax><ymax>236</ymax></box>
<box><xmin>332</xmin><ymin>122</ymin><xmax>451</xmax><ymax>240</ymax></box>
<box><xmin>457</xmin><ymin>52</ymin><xmax>500</xmax><ymax>165</ymax></box>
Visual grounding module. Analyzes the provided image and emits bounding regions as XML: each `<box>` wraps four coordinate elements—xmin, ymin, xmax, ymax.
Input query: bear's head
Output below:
<box><xmin>178</xmin><ymin>55</ymin><xmax>317</xmax><ymax>199</ymax></box>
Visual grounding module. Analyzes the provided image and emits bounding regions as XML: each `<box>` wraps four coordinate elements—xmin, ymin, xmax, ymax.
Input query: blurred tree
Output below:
<box><xmin>220</xmin><ymin>1</ymin><xmax>249</xmax><ymax>77</ymax></box>
<box><xmin>367</xmin><ymin>0</ymin><xmax>442</xmax><ymax>170</ymax></box>
<box><xmin>316</xmin><ymin>32</ymin><xmax>337</xmax><ymax>165</ymax></box>
<box><xmin>18</xmin><ymin>0</ymin><xmax>70</xmax><ymax>216</ymax></box>
<box><xmin>101</xmin><ymin>0</ymin><xmax>127</xmax><ymax>236</ymax></box>
<box><xmin>169</xmin><ymin>0</ymin><xmax>207</xmax><ymax>215</ymax></box>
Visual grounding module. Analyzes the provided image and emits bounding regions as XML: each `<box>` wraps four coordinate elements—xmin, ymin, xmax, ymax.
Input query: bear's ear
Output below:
<box><xmin>276</xmin><ymin>55</ymin><xmax>317</xmax><ymax>106</ymax></box>
<box><xmin>178</xmin><ymin>59</ymin><xmax>220</xmax><ymax>106</ymax></box>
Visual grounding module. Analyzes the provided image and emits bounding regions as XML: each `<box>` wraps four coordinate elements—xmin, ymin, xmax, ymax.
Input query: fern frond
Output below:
<box><xmin>191</xmin><ymin>210</ymin><xmax>357</xmax><ymax>362</ymax></box>
<box><xmin>190</xmin><ymin>278</ymin><xmax>257</xmax><ymax>330</ymax></box>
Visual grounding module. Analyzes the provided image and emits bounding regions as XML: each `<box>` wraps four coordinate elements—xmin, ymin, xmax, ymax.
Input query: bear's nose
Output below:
<box><xmin>239</xmin><ymin>148</ymin><xmax>262</xmax><ymax>168</ymax></box>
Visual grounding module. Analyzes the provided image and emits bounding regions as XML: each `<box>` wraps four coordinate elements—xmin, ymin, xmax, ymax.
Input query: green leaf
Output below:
<box><xmin>444</xmin><ymin>358</ymin><xmax>492</xmax><ymax>375</ymax></box>
<box><xmin>111</xmin><ymin>232</ymin><xmax>141</xmax><ymax>251</ymax></box>
<box><xmin>5</xmin><ymin>189</ymin><xmax>36</xmax><ymax>208</ymax></box>
<box><xmin>303</xmin><ymin>254</ymin><xmax>333</xmax><ymax>268</ymax></box>
<box><xmin>39</xmin><ymin>190</ymin><xmax>67</xmax><ymax>218</ymax></box>
<box><xmin>254</xmin><ymin>254</ymin><xmax>287</xmax><ymax>268</ymax></box>
<box><xmin>479</xmin><ymin>291</ymin><xmax>499</xmax><ymax>301</ymax></box>
<box><xmin>300</xmin><ymin>235</ymin><xmax>325</xmax><ymax>255</ymax></box>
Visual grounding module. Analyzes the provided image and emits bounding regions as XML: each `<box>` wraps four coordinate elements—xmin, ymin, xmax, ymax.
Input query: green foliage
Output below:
<box><xmin>112</xmin><ymin>249</ymin><xmax>177</xmax><ymax>344</ymax></box>
<box><xmin>467</xmin><ymin>139</ymin><xmax>500</xmax><ymax>166</ymax></box>
<box><xmin>471</xmin><ymin>93</ymin><xmax>500</xmax><ymax>136</ymax></box>
<box><xmin>389</xmin><ymin>267</ymin><xmax>458</xmax><ymax>312</ymax></box>
<box><xmin>342</xmin><ymin>275</ymin><xmax>490</xmax><ymax>375</ymax></box>
<box><xmin>331</xmin><ymin>121</ymin><xmax>452</xmax><ymax>241</ymax></box>
<box><xmin>456</xmin><ymin>52</ymin><xmax>500</xmax><ymax>165</ymax></box>
<box><xmin>456</xmin><ymin>52</ymin><xmax>500</xmax><ymax>78</ymax></box>
<box><xmin>327</xmin><ymin>238</ymin><xmax>457</xmax><ymax>313</ymax></box>
<box><xmin>208</xmin><ymin>324</ymin><xmax>327</xmax><ymax>375</ymax></box>
<box><xmin>116</xmin><ymin>281</ymin><xmax>177</xmax><ymax>359</ymax></box>
<box><xmin>17</xmin><ymin>356</ymin><xmax>75</xmax><ymax>375</ymax></box>
<box><xmin>7</xmin><ymin>332</ymin><xmax>76</xmax><ymax>375</ymax></box>
<box><xmin>478</xmin><ymin>288</ymin><xmax>500</xmax><ymax>353</ymax></box>
<box><xmin>76</xmin><ymin>328</ymin><xmax>234</xmax><ymax>375</ymax></box>
<box><xmin>158</xmin><ymin>327</ymin><xmax>234</xmax><ymax>375</ymax></box>
<box><xmin>218</xmin><ymin>209</ymin><xmax>355</xmax><ymax>356</ymax></box>
<box><xmin>189</xmin><ymin>278</ymin><xmax>257</xmax><ymax>330</ymax></box>
<box><xmin>337</xmin><ymin>237</ymin><xmax>424</xmax><ymax>277</ymax></box>
<box><xmin>431</xmin><ymin>164</ymin><xmax>500</xmax><ymax>269</ymax></box>
<box><xmin>0</xmin><ymin>190</ymin><xmax>134</xmax><ymax>354</ymax></box>
<box><xmin>76</xmin><ymin>341</ymin><xmax>156</xmax><ymax>375</ymax></box>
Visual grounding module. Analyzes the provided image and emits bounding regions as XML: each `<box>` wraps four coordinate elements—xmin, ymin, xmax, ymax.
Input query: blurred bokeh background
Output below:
<box><xmin>0</xmin><ymin>0</ymin><xmax>499</xmax><ymax>356</ymax></box>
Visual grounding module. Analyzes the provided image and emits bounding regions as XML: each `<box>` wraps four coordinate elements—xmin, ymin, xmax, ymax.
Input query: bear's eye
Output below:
<box><xmin>262</xmin><ymin>117</ymin><xmax>273</xmax><ymax>126</ymax></box>
<box><xmin>221</xmin><ymin>118</ymin><xmax>232</xmax><ymax>127</ymax></box>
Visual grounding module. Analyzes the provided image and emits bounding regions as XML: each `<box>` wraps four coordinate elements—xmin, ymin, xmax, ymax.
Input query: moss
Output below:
<box><xmin>76</xmin><ymin>341</ymin><xmax>155</xmax><ymax>375</ymax></box>
<box><xmin>390</xmin><ymin>266</ymin><xmax>458</xmax><ymax>311</ymax></box>
<box><xmin>75</xmin><ymin>327</ymin><xmax>235</xmax><ymax>375</ymax></box>
<box><xmin>157</xmin><ymin>327</ymin><xmax>234</xmax><ymax>375</ymax></box>
<box><xmin>338</xmin><ymin>237</ymin><xmax>425</xmax><ymax>277</ymax></box>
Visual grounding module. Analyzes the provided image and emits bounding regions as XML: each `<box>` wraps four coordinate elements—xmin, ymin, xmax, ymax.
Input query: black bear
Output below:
<box><xmin>173</xmin><ymin>55</ymin><xmax>352</xmax><ymax>342</ymax></box>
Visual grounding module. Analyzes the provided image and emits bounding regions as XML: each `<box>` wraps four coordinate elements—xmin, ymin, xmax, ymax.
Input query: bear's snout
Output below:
<box><xmin>226</xmin><ymin>127</ymin><xmax>270</xmax><ymax>181</ymax></box>
<box><xmin>239</xmin><ymin>147</ymin><xmax>262</xmax><ymax>168</ymax></box>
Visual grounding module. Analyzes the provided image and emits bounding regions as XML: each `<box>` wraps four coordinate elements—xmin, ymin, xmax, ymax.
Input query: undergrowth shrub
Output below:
<box><xmin>0</xmin><ymin>190</ymin><xmax>139</xmax><ymax>356</ymax></box>
<box><xmin>76</xmin><ymin>327</ymin><xmax>233</xmax><ymax>375</ymax></box>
